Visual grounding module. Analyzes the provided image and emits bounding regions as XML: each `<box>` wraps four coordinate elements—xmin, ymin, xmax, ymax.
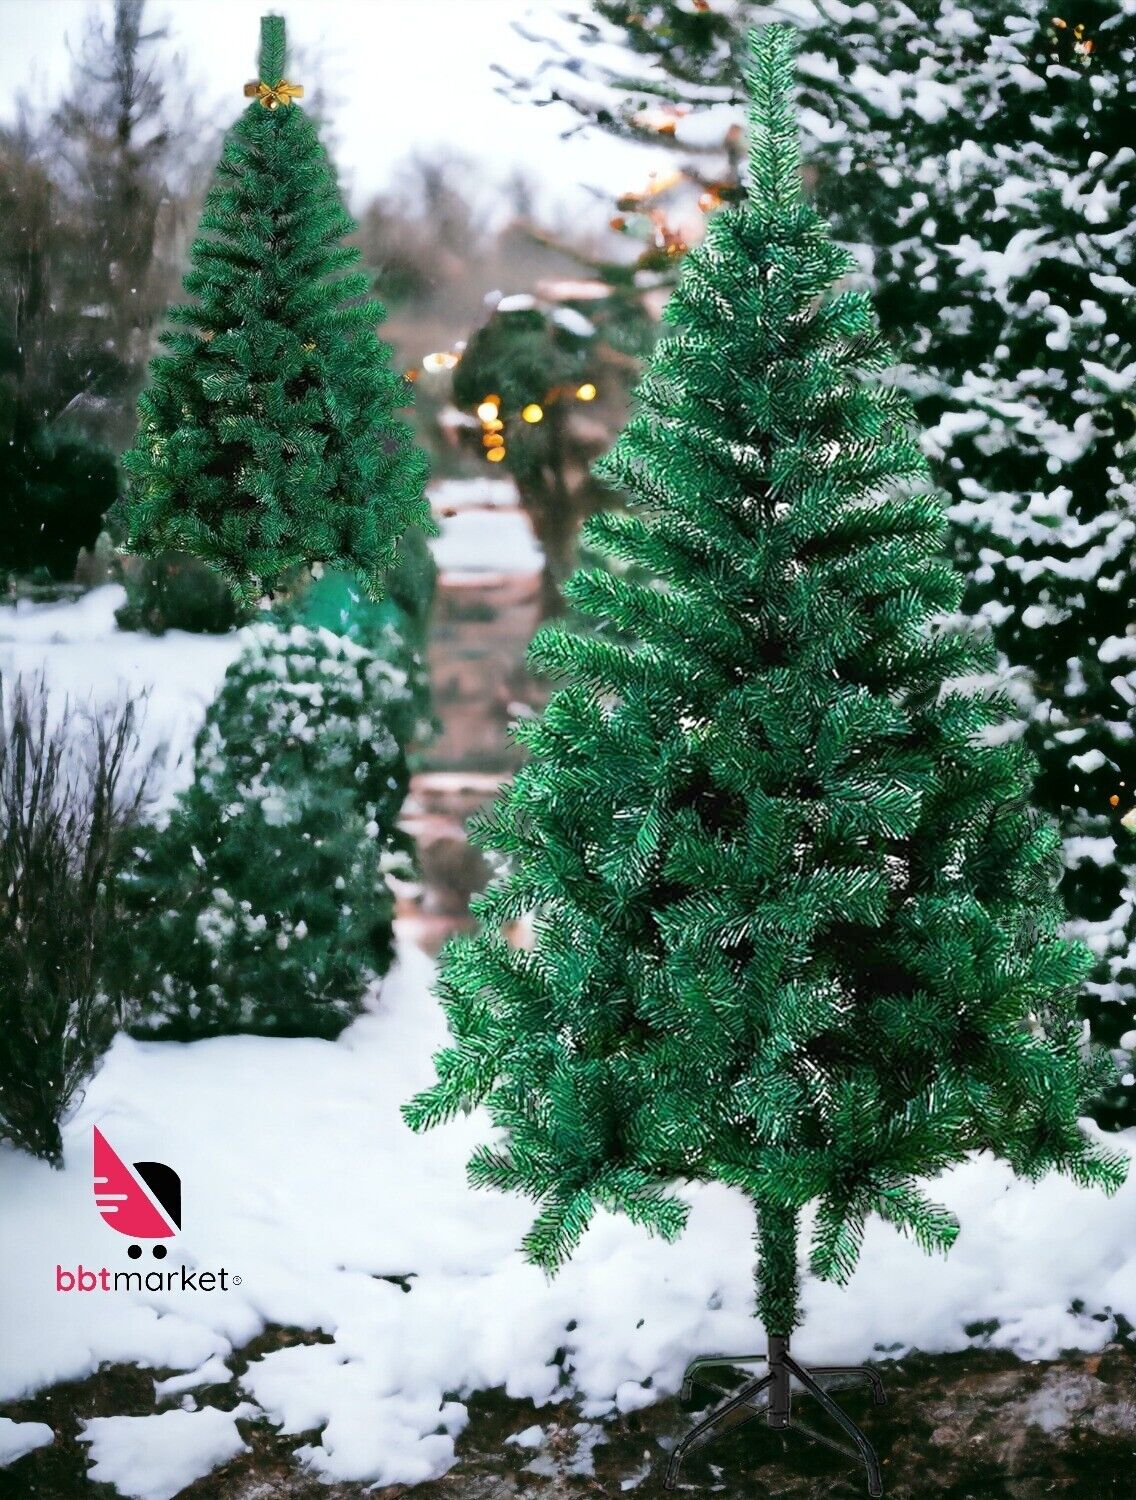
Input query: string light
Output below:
<box><xmin>471</xmin><ymin>377</ymin><xmax>600</xmax><ymax>463</ymax></box>
<box><xmin>476</xmin><ymin>392</ymin><xmax>510</xmax><ymax>464</ymax></box>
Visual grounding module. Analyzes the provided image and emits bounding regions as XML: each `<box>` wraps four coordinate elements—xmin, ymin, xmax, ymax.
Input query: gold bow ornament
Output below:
<box><xmin>243</xmin><ymin>77</ymin><xmax>304</xmax><ymax>110</ymax></box>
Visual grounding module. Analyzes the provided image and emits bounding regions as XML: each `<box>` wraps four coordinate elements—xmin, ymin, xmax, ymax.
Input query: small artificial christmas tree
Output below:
<box><xmin>405</xmin><ymin>27</ymin><xmax>1126</xmax><ymax>1492</ymax></box>
<box><xmin>113</xmin><ymin>14</ymin><xmax>431</xmax><ymax>607</ymax></box>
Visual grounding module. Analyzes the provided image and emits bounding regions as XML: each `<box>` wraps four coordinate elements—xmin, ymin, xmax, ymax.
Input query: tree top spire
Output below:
<box><xmin>743</xmin><ymin>25</ymin><xmax>804</xmax><ymax>216</ymax></box>
<box><xmin>244</xmin><ymin>15</ymin><xmax>303</xmax><ymax>110</ymax></box>
<box><xmin>258</xmin><ymin>14</ymin><xmax>286</xmax><ymax>83</ymax></box>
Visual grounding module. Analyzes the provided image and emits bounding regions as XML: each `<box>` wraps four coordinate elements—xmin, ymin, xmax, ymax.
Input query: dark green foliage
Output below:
<box><xmin>405</xmin><ymin>28</ymin><xmax>1126</xmax><ymax>1335</ymax></box>
<box><xmin>852</xmin><ymin>5</ymin><xmax>1136</xmax><ymax>1127</ymax></box>
<box><xmin>118</xmin><ymin>620</ymin><xmax>418</xmax><ymax>1040</ymax></box>
<box><xmin>113</xmin><ymin>15</ymin><xmax>432</xmax><ymax>607</ymax></box>
<box><xmin>0</xmin><ymin>386</ymin><xmax>117</xmax><ymax>581</ymax></box>
<box><xmin>0</xmin><ymin>678</ymin><xmax>152</xmax><ymax>1165</ymax></box>
<box><xmin>453</xmin><ymin>305</ymin><xmax>593</xmax><ymax>436</ymax></box>
<box><xmin>1</xmin><ymin>3</ymin><xmax>189</xmax><ymax>458</ymax></box>
<box><xmin>758</xmin><ymin>4</ymin><xmax>1136</xmax><ymax>1124</ymax></box>
<box><xmin>115</xmin><ymin>553</ymin><xmax>255</xmax><ymax>635</ymax></box>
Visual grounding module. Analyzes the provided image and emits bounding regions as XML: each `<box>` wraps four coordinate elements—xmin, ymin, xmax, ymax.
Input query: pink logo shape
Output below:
<box><xmin>93</xmin><ymin>1127</ymin><xmax>178</xmax><ymax>1239</ymax></box>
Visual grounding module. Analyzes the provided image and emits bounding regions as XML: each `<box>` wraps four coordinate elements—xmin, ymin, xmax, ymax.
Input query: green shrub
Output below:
<box><xmin>115</xmin><ymin>552</ymin><xmax>255</xmax><ymax>635</ymax></box>
<box><xmin>118</xmin><ymin>621</ymin><xmax>418</xmax><ymax>1039</ymax></box>
<box><xmin>0</xmin><ymin>421</ymin><xmax>117</xmax><ymax>582</ymax></box>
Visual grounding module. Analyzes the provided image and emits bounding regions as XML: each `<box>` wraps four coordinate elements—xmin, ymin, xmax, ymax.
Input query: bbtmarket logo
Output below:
<box><xmin>54</xmin><ymin>1127</ymin><xmax>241</xmax><ymax>1294</ymax></box>
<box><xmin>94</xmin><ymin>1124</ymin><xmax>181</xmax><ymax>1254</ymax></box>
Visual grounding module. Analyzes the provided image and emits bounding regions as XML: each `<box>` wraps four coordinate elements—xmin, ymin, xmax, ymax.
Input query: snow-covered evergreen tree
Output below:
<box><xmin>853</xmin><ymin>4</ymin><xmax>1136</xmax><ymax>1122</ymax></box>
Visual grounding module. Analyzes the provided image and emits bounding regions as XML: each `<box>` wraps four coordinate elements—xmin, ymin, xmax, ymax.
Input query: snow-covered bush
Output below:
<box><xmin>117</xmin><ymin>622</ymin><xmax>418</xmax><ymax>1040</ymax></box>
<box><xmin>0</xmin><ymin>678</ymin><xmax>153</xmax><ymax>1165</ymax></box>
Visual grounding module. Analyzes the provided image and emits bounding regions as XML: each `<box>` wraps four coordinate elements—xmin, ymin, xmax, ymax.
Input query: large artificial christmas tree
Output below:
<box><xmin>113</xmin><ymin>14</ymin><xmax>431</xmax><ymax>607</ymax></box>
<box><xmin>517</xmin><ymin>0</ymin><xmax>1136</xmax><ymax>1125</ymax></box>
<box><xmin>405</xmin><ymin>27</ymin><xmax>1126</xmax><ymax>1492</ymax></box>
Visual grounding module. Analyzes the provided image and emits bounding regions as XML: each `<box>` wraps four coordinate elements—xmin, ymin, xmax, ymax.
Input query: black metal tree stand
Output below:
<box><xmin>664</xmin><ymin>1333</ymin><xmax>887</xmax><ymax>1494</ymax></box>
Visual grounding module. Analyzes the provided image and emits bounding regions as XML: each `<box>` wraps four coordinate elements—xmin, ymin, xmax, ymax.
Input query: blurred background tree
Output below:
<box><xmin>0</xmin><ymin>0</ymin><xmax>208</xmax><ymax>589</ymax></box>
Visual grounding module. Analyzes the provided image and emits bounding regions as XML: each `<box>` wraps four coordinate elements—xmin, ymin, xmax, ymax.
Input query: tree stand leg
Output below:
<box><xmin>664</xmin><ymin>1333</ymin><xmax>886</xmax><ymax>1495</ymax></box>
<box><xmin>663</xmin><ymin>1370</ymin><xmax>774</xmax><ymax>1490</ymax></box>
<box><xmin>680</xmin><ymin>1351</ymin><xmax>766</xmax><ymax>1401</ymax></box>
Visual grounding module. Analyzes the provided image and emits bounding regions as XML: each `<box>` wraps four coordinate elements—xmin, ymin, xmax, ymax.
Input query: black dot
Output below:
<box><xmin>152</xmin><ymin>1244</ymin><xmax>168</xmax><ymax>1260</ymax></box>
<box><xmin>128</xmin><ymin>1244</ymin><xmax>142</xmax><ymax>1260</ymax></box>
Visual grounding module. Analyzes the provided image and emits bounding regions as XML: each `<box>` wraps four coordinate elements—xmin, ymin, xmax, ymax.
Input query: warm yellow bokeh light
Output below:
<box><xmin>476</xmin><ymin>399</ymin><xmax>499</xmax><ymax>422</ymax></box>
<box><xmin>486</xmin><ymin>447</ymin><xmax>507</xmax><ymax>462</ymax></box>
<box><xmin>575</xmin><ymin>383</ymin><xmax>597</xmax><ymax>402</ymax></box>
<box><xmin>521</xmin><ymin>403</ymin><xmax>544</xmax><ymax>424</ymax></box>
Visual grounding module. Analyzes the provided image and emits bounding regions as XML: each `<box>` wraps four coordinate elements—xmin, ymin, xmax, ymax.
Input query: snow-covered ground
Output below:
<box><xmin>0</xmin><ymin>586</ymin><xmax>249</xmax><ymax>810</ymax></box>
<box><xmin>3</xmin><ymin>938</ymin><xmax>1136</xmax><ymax>1496</ymax></box>
<box><xmin>5</xmin><ymin>933</ymin><xmax>1136</xmax><ymax>1496</ymax></box>
<box><xmin>427</xmin><ymin>475</ymin><xmax>544</xmax><ymax>580</ymax></box>
<box><xmin>2</xmin><ymin>588</ymin><xmax>1136</xmax><ymax>1499</ymax></box>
